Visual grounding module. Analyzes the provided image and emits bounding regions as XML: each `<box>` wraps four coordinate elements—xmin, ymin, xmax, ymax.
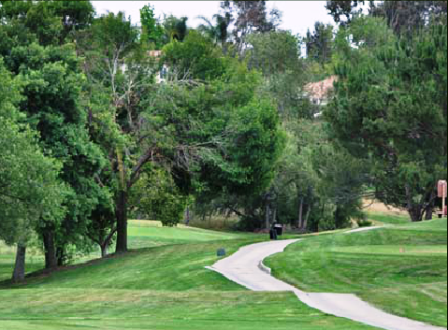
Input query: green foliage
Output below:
<box><xmin>142</xmin><ymin>56</ymin><xmax>285</xmax><ymax>212</ymax></box>
<box><xmin>132</xmin><ymin>167</ymin><xmax>187</xmax><ymax>227</ymax></box>
<box><xmin>326</xmin><ymin>16</ymin><xmax>447</xmax><ymax>221</ymax></box>
<box><xmin>162</xmin><ymin>15</ymin><xmax>188</xmax><ymax>43</ymax></box>
<box><xmin>371</xmin><ymin>1</ymin><xmax>447</xmax><ymax>36</ymax></box>
<box><xmin>325</xmin><ymin>1</ymin><xmax>371</xmax><ymax>25</ymax></box>
<box><xmin>140</xmin><ymin>4</ymin><xmax>165</xmax><ymax>49</ymax></box>
<box><xmin>0</xmin><ymin>3</ymin><xmax>110</xmax><ymax>260</ymax></box>
<box><xmin>221</xmin><ymin>1</ymin><xmax>281</xmax><ymax>53</ymax></box>
<box><xmin>0</xmin><ymin>59</ymin><xmax>66</xmax><ymax>246</ymax></box>
<box><xmin>248</xmin><ymin>31</ymin><xmax>301</xmax><ymax>76</ymax></box>
<box><xmin>305</xmin><ymin>22</ymin><xmax>334</xmax><ymax>66</ymax></box>
<box><xmin>162</xmin><ymin>30</ymin><xmax>227</xmax><ymax>80</ymax></box>
<box><xmin>197</xmin><ymin>13</ymin><xmax>232</xmax><ymax>47</ymax></box>
<box><xmin>92</xmin><ymin>11</ymin><xmax>139</xmax><ymax>60</ymax></box>
<box><xmin>247</xmin><ymin>31</ymin><xmax>312</xmax><ymax>119</ymax></box>
<box><xmin>0</xmin><ymin>0</ymin><xmax>94</xmax><ymax>45</ymax></box>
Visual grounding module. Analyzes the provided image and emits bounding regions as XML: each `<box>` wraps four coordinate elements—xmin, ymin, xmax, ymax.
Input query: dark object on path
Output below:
<box><xmin>217</xmin><ymin>248</ymin><xmax>226</xmax><ymax>257</ymax></box>
<box><xmin>269</xmin><ymin>229</ymin><xmax>278</xmax><ymax>240</ymax></box>
<box><xmin>273</xmin><ymin>223</ymin><xmax>283</xmax><ymax>236</ymax></box>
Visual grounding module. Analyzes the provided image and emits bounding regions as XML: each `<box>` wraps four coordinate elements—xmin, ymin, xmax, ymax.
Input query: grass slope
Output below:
<box><xmin>266</xmin><ymin>218</ymin><xmax>448</xmax><ymax>327</ymax></box>
<box><xmin>0</xmin><ymin>222</ymin><xmax>380</xmax><ymax>330</ymax></box>
<box><xmin>0</xmin><ymin>220</ymin><xmax>254</xmax><ymax>282</ymax></box>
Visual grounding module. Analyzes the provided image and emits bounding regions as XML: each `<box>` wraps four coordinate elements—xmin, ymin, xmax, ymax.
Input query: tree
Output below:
<box><xmin>247</xmin><ymin>31</ymin><xmax>311</xmax><ymax>120</ymax></box>
<box><xmin>326</xmin><ymin>1</ymin><xmax>372</xmax><ymax>25</ymax></box>
<box><xmin>325</xmin><ymin>16</ymin><xmax>447</xmax><ymax>221</ymax></box>
<box><xmin>131</xmin><ymin>165</ymin><xmax>188</xmax><ymax>227</ymax></box>
<box><xmin>0</xmin><ymin>0</ymin><xmax>94</xmax><ymax>44</ymax></box>
<box><xmin>142</xmin><ymin>58</ymin><xmax>285</xmax><ymax>232</ymax></box>
<box><xmin>0</xmin><ymin>2</ymin><xmax>108</xmax><ymax>267</ymax></box>
<box><xmin>162</xmin><ymin>30</ymin><xmax>227</xmax><ymax>80</ymax></box>
<box><xmin>0</xmin><ymin>59</ymin><xmax>65</xmax><ymax>282</ymax></box>
<box><xmin>140</xmin><ymin>4</ymin><xmax>165</xmax><ymax>49</ymax></box>
<box><xmin>371</xmin><ymin>1</ymin><xmax>447</xmax><ymax>36</ymax></box>
<box><xmin>197</xmin><ymin>13</ymin><xmax>232</xmax><ymax>50</ymax></box>
<box><xmin>78</xmin><ymin>11</ymin><xmax>157</xmax><ymax>254</ymax></box>
<box><xmin>305</xmin><ymin>22</ymin><xmax>334</xmax><ymax>66</ymax></box>
<box><xmin>310</xmin><ymin>141</ymin><xmax>369</xmax><ymax>229</ymax></box>
<box><xmin>162</xmin><ymin>15</ymin><xmax>189</xmax><ymax>43</ymax></box>
<box><xmin>221</xmin><ymin>1</ymin><xmax>281</xmax><ymax>53</ymax></box>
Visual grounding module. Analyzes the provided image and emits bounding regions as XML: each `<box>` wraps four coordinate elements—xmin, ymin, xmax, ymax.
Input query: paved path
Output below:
<box><xmin>345</xmin><ymin>226</ymin><xmax>382</xmax><ymax>234</ymax></box>
<box><xmin>207</xmin><ymin>240</ymin><xmax>446</xmax><ymax>330</ymax></box>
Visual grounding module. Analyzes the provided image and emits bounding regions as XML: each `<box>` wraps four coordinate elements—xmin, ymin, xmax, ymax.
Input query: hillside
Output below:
<box><xmin>0</xmin><ymin>221</ymin><xmax>381</xmax><ymax>330</ymax></box>
<box><xmin>266</xmin><ymin>218</ymin><xmax>448</xmax><ymax>327</ymax></box>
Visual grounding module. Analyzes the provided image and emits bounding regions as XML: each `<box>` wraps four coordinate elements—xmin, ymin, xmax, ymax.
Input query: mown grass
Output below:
<box><xmin>0</xmin><ymin>220</ymin><xmax>255</xmax><ymax>282</ymax></box>
<box><xmin>0</xmin><ymin>221</ymin><xmax>380</xmax><ymax>330</ymax></box>
<box><xmin>0</xmin><ymin>289</ymin><xmax>379</xmax><ymax>330</ymax></box>
<box><xmin>366</xmin><ymin>212</ymin><xmax>410</xmax><ymax>225</ymax></box>
<box><xmin>266</xmin><ymin>219</ymin><xmax>448</xmax><ymax>327</ymax></box>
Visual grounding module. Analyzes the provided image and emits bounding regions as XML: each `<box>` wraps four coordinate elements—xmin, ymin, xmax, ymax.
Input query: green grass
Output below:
<box><xmin>0</xmin><ymin>220</ymin><xmax>254</xmax><ymax>282</ymax></box>
<box><xmin>366</xmin><ymin>212</ymin><xmax>410</xmax><ymax>225</ymax></box>
<box><xmin>0</xmin><ymin>221</ymin><xmax>380</xmax><ymax>330</ymax></box>
<box><xmin>0</xmin><ymin>243</ymin><xmax>44</xmax><ymax>283</ymax></box>
<box><xmin>0</xmin><ymin>289</ymin><xmax>379</xmax><ymax>330</ymax></box>
<box><xmin>266</xmin><ymin>219</ymin><xmax>448</xmax><ymax>327</ymax></box>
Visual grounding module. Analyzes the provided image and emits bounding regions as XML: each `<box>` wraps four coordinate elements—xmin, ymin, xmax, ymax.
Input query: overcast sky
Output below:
<box><xmin>92</xmin><ymin>1</ymin><xmax>334</xmax><ymax>37</ymax></box>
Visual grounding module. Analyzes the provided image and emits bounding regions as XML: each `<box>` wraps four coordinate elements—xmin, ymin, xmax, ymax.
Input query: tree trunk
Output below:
<box><xmin>425</xmin><ymin>190</ymin><xmax>437</xmax><ymax>220</ymax></box>
<box><xmin>272</xmin><ymin>207</ymin><xmax>277</xmax><ymax>224</ymax></box>
<box><xmin>56</xmin><ymin>247</ymin><xmax>65</xmax><ymax>267</ymax></box>
<box><xmin>185</xmin><ymin>206</ymin><xmax>190</xmax><ymax>226</ymax></box>
<box><xmin>405</xmin><ymin>184</ymin><xmax>424</xmax><ymax>222</ymax></box>
<box><xmin>303</xmin><ymin>204</ymin><xmax>311</xmax><ymax>231</ymax></box>
<box><xmin>101</xmin><ymin>242</ymin><xmax>109</xmax><ymax>258</ymax></box>
<box><xmin>408</xmin><ymin>205</ymin><xmax>423</xmax><ymax>222</ymax></box>
<box><xmin>43</xmin><ymin>230</ymin><xmax>57</xmax><ymax>269</ymax></box>
<box><xmin>12</xmin><ymin>244</ymin><xmax>26</xmax><ymax>283</ymax></box>
<box><xmin>115</xmin><ymin>190</ymin><xmax>128</xmax><ymax>253</ymax></box>
<box><xmin>298</xmin><ymin>197</ymin><xmax>304</xmax><ymax>229</ymax></box>
<box><xmin>265</xmin><ymin>203</ymin><xmax>270</xmax><ymax>230</ymax></box>
<box><xmin>425</xmin><ymin>204</ymin><xmax>434</xmax><ymax>220</ymax></box>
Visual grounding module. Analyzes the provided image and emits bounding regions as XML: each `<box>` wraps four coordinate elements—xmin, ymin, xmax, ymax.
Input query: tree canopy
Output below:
<box><xmin>325</xmin><ymin>16</ymin><xmax>447</xmax><ymax>221</ymax></box>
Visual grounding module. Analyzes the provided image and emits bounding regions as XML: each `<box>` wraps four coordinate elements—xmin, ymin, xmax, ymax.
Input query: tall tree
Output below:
<box><xmin>82</xmin><ymin>12</ymin><xmax>283</xmax><ymax>253</ymax></box>
<box><xmin>197</xmin><ymin>13</ymin><xmax>232</xmax><ymax>48</ymax></box>
<box><xmin>0</xmin><ymin>59</ymin><xmax>65</xmax><ymax>281</ymax></box>
<box><xmin>325</xmin><ymin>1</ymin><xmax>372</xmax><ymax>25</ymax></box>
<box><xmin>371</xmin><ymin>1</ymin><xmax>447</xmax><ymax>36</ymax></box>
<box><xmin>162</xmin><ymin>15</ymin><xmax>189</xmax><ymax>43</ymax></box>
<box><xmin>78</xmin><ymin>11</ymin><xmax>157</xmax><ymax>253</ymax></box>
<box><xmin>0</xmin><ymin>1</ymin><xmax>108</xmax><ymax>267</ymax></box>
<box><xmin>221</xmin><ymin>1</ymin><xmax>281</xmax><ymax>53</ymax></box>
<box><xmin>305</xmin><ymin>22</ymin><xmax>334</xmax><ymax>66</ymax></box>
<box><xmin>140</xmin><ymin>4</ymin><xmax>165</xmax><ymax>49</ymax></box>
<box><xmin>325</xmin><ymin>16</ymin><xmax>447</xmax><ymax>221</ymax></box>
<box><xmin>247</xmin><ymin>30</ymin><xmax>311</xmax><ymax>120</ymax></box>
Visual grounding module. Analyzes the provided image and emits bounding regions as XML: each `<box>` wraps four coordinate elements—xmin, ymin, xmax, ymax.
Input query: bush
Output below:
<box><xmin>357</xmin><ymin>219</ymin><xmax>373</xmax><ymax>228</ymax></box>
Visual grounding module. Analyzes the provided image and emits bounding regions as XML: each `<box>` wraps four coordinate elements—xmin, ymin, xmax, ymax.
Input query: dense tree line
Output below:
<box><xmin>0</xmin><ymin>0</ymin><xmax>446</xmax><ymax>282</ymax></box>
<box><xmin>0</xmin><ymin>0</ymin><xmax>283</xmax><ymax>280</ymax></box>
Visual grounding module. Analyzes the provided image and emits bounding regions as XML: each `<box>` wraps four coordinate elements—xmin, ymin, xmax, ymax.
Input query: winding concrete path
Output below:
<box><xmin>207</xmin><ymin>239</ymin><xmax>446</xmax><ymax>330</ymax></box>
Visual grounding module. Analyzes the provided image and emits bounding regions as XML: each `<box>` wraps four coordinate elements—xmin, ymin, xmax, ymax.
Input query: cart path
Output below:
<box><xmin>206</xmin><ymin>239</ymin><xmax>446</xmax><ymax>330</ymax></box>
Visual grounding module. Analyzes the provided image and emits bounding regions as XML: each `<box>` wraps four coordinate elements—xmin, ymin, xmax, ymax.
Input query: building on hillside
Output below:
<box><xmin>303</xmin><ymin>75</ymin><xmax>337</xmax><ymax>118</ymax></box>
<box><xmin>148</xmin><ymin>50</ymin><xmax>168</xmax><ymax>84</ymax></box>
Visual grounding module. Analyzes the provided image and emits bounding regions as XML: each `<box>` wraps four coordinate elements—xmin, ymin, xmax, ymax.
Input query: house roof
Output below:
<box><xmin>148</xmin><ymin>50</ymin><xmax>163</xmax><ymax>57</ymax></box>
<box><xmin>304</xmin><ymin>75</ymin><xmax>337</xmax><ymax>100</ymax></box>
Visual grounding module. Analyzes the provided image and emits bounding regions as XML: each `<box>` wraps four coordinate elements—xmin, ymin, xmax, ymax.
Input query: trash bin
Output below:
<box><xmin>269</xmin><ymin>229</ymin><xmax>278</xmax><ymax>240</ymax></box>
<box><xmin>274</xmin><ymin>224</ymin><xmax>283</xmax><ymax>236</ymax></box>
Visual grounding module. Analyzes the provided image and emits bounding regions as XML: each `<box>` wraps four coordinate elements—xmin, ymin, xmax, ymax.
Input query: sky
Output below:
<box><xmin>92</xmin><ymin>1</ymin><xmax>335</xmax><ymax>37</ymax></box>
